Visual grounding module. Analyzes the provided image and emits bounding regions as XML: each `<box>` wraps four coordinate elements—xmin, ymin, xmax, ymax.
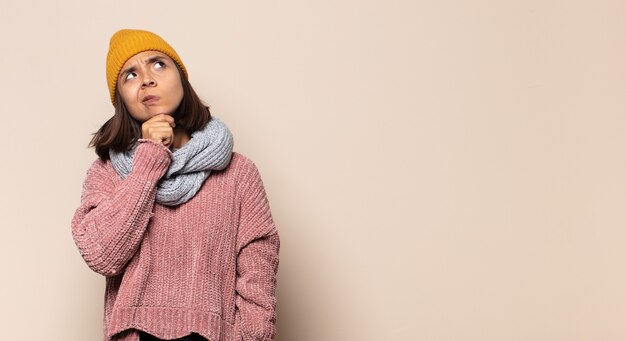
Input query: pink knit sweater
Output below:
<box><xmin>71</xmin><ymin>139</ymin><xmax>279</xmax><ymax>341</ymax></box>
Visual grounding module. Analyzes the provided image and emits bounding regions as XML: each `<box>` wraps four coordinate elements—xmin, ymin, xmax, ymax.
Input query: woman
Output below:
<box><xmin>71</xmin><ymin>29</ymin><xmax>280</xmax><ymax>341</ymax></box>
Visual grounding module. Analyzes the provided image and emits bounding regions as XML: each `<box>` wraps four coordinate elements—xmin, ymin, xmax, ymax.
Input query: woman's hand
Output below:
<box><xmin>141</xmin><ymin>114</ymin><xmax>176</xmax><ymax>147</ymax></box>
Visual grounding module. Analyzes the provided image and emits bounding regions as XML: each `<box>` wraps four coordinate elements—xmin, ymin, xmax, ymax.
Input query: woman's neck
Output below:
<box><xmin>171</xmin><ymin>127</ymin><xmax>191</xmax><ymax>150</ymax></box>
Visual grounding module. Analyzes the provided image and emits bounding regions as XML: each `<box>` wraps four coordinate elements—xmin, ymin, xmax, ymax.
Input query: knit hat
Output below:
<box><xmin>106</xmin><ymin>29</ymin><xmax>188</xmax><ymax>104</ymax></box>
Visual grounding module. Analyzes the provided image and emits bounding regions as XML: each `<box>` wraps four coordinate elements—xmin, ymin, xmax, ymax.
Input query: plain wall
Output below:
<box><xmin>1</xmin><ymin>0</ymin><xmax>625</xmax><ymax>340</ymax></box>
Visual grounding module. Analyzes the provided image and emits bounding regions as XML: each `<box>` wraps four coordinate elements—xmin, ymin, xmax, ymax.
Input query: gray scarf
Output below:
<box><xmin>110</xmin><ymin>117</ymin><xmax>234</xmax><ymax>206</ymax></box>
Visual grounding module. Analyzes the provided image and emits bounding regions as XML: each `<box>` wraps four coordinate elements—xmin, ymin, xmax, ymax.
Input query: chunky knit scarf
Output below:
<box><xmin>110</xmin><ymin>117</ymin><xmax>234</xmax><ymax>206</ymax></box>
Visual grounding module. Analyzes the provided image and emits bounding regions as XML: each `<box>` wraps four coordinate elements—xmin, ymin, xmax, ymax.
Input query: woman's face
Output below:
<box><xmin>117</xmin><ymin>51</ymin><xmax>184</xmax><ymax>122</ymax></box>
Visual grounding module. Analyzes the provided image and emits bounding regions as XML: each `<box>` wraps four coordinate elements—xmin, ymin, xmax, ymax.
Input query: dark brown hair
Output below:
<box><xmin>89</xmin><ymin>64</ymin><xmax>211</xmax><ymax>161</ymax></box>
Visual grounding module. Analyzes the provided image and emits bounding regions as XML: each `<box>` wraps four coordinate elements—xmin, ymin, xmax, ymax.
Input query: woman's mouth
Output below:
<box><xmin>142</xmin><ymin>95</ymin><xmax>159</xmax><ymax>105</ymax></box>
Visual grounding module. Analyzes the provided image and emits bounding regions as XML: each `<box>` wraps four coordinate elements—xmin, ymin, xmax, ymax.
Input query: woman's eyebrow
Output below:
<box><xmin>144</xmin><ymin>55</ymin><xmax>165</xmax><ymax>64</ymax></box>
<box><xmin>120</xmin><ymin>65</ymin><xmax>136</xmax><ymax>78</ymax></box>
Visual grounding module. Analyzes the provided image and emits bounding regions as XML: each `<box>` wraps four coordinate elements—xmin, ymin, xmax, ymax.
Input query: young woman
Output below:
<box><xmin>71</xmin><ymin>29</ymin><xmax>280</xmax><ymax>341</ymax></box>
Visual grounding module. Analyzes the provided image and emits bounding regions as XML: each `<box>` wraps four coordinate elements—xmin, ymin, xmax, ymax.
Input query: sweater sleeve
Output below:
<box><xmin>71</xmin><ymin>140</ymin><xmax>172</xmax><ymax>277</ymax></box>
<box><xmin>234</xmin><ymin>161</ymin><xmax>280</xmax><ymax>341</ymax></box>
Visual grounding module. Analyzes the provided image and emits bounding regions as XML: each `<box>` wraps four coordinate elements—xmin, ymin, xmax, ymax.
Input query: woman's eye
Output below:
<box><xmin>154</xmin><ymin>61</ymin><xmax>165</xmax><ymax>69</ymax></box>
<box><xmin>125</xmin><ymin>72</ymin><xmax>136</xmax><ymax>81</ymax></box>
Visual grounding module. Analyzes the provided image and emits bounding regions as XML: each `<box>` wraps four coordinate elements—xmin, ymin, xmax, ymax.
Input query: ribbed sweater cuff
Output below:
<box><xmin>131</xmin><ymin>139</ymin><xmax>172</xmax><ymax>180</ymax></box>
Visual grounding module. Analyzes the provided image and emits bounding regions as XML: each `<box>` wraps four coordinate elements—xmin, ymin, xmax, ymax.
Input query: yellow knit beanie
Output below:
<box><xmin>106</xmin><ymin>29</ymin><xmax>188</xmax><ymax>104</ymax></box>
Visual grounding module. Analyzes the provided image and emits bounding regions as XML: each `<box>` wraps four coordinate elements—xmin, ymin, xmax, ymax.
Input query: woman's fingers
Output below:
<box><xmin>141</xmin><ymin>114</ymin><xmax>176</xmax><ymax>146</ymax></box>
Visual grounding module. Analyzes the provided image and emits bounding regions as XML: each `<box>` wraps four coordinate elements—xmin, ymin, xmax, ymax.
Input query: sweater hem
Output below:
<box><xmin>106</xmin><ymin>306</ymin><xmax>234</xmax><ymax>341</ymax></box>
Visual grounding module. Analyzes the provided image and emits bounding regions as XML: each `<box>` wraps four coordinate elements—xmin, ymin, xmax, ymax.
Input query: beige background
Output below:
<box><xmin>1</xmin><ymin>0</ymin><xmax>625</xmax><ymax>340</ymax></box>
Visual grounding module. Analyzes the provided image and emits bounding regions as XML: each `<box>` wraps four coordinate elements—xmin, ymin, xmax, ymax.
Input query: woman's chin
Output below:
<box><xmin>148</xmin><ymin>110</ymin><xmax>173</xmax><ymax>117</ymax></box>
<box><xmin>130</xmin><ymin>107</ymin><xmax>174</xmax><ymax>122</ymax></box>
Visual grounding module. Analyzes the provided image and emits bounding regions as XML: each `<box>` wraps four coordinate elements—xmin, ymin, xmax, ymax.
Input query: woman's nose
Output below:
<box><xmin>142</xmin><ymin>75</ymin><xmax>156</xmax><ymax>87</ymax></box>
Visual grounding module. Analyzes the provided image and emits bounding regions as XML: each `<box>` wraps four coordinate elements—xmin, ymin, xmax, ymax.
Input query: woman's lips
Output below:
<box><xmin>142</xmin><ymin>95</ymin><xmax>159</xmax><ymax>105</ymax></box>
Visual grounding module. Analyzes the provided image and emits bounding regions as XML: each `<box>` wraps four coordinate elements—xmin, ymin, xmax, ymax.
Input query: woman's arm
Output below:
<box><xmin>71</xmin><ymin>140</ymin><xmax>171</xmax><ymax>276</ymax></box>
<box><xmin>235</xmin><ymin>161</ymin><xmax>280</xmax><ymax>341</ymax></box>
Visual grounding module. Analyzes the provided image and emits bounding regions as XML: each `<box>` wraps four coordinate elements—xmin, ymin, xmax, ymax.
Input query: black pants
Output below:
<box><xmin>139</xmin><ymin>331</ymin><xmax>207</xmax><ymax>341</ymax></box>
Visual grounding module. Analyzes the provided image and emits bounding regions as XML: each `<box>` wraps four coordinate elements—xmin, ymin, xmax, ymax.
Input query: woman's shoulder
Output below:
<box><xmin>227</xmin><ymin>152</ymin><xmax>258</xmax><ymax>171</ymax></box>
<box><xmin>222</xmin><ymin>152</ymin><xmax>266</xmax><ymax>184</ymax></box>
<box><xmin>85</xmin><ymin>156</ymin><xmax>114</xmax><ymax>176</ymax></box>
